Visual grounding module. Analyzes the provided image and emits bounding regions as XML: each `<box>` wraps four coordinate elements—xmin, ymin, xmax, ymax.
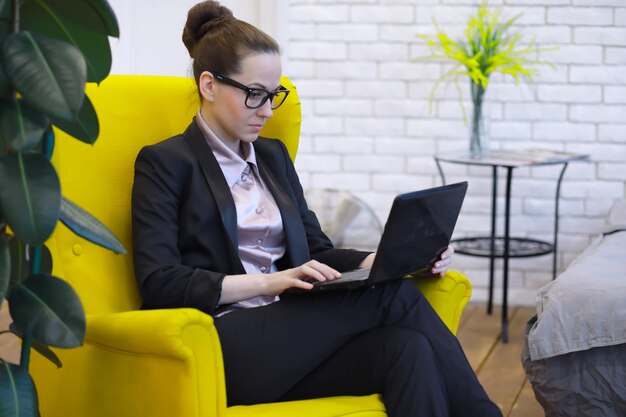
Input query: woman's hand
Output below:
<box><xmin>431</xmin><ymin>246</ymin><xmax>454</xmax><ymax>277</ymax></box>
<box><xmin>359</xmin><ymin>253</ymin><xmax>376</xmax><ymax>269</ymax></box>
<box><xmin>219</xmin><ymin>260</ymin><xmax>341</xmax><ymax>304</ymax></box>
<box><xmin>263</xmin><ymin>260</ymin><xmax>341</xmax><ymax>296</ymax></box>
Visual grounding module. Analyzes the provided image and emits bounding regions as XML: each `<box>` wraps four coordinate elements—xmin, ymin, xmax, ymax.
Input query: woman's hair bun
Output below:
<box><xmin>182</xmin><ymin>1</ymin><xmax>234</xmax><ymax>58</ymax></box>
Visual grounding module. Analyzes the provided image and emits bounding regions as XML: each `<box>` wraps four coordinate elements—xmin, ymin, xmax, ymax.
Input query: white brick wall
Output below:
<box><xmin>286</xmin><ymin>0</ymin><xmax>626</xmax><ymax>307</ymax></box>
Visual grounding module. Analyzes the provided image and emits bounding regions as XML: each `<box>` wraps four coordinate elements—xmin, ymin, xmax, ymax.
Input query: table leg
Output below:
<box><xmin>502</xmin><ymin>167</ymin><xmax>513</xmax><ymax>343</ymax></box>
<box><xmin>553</xmin><ymin>162</ymin><xmax>568</xmax><ymax>280</ymax></box>
<box><xmin>488</xmin><ymin>166</ymin><xmax>497</xmax><ymax>315</ymax></box>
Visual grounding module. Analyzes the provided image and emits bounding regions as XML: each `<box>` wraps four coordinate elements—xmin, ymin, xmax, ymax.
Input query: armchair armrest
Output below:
<box><xmin>33</xmin><ymin>308</ymin><xmax>228</xmax><ymax>417</ymax></box>
<box><xmin>412</xmin><ymin>270</ymin><xmax>472</xmax><ymax>335</ymax></box>
<box><xmin>86</xmin><ymin>308</ymin><xmax>218</xmax><ymax>358</ymax></box>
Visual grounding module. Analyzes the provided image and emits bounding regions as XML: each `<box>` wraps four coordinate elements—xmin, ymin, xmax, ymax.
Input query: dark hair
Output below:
<box><xmin>182</xmin><ymin>1</ymin><xmax>280</xmax><ymax>86</ymax></box>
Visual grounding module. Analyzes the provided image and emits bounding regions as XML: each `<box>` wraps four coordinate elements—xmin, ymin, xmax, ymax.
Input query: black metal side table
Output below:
<box><xmin>434</xmin><ymin>149</ymin><xmax>589</xmax><ymax>343</ymax></box>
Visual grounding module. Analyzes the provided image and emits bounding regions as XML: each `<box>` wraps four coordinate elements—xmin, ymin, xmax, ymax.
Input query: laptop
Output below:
<box><xmin>290</xmin><ymin>181</ymin><xmax>468</xmax><ymax>293</ymax></box>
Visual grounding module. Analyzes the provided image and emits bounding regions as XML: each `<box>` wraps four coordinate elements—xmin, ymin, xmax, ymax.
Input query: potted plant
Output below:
<box><xmin>416</xmin><ymin>2</ymin><xmax>553</xmax><ymax>156</ymax></box>
<box><xmin>0</xmin><ymin>1</ymin><xmax>123</xmax><ymax>415</ymax></box>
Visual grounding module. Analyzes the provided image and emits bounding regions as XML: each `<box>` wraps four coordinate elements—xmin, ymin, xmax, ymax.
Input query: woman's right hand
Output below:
<box><xmin>219</xmin><ymin>261</ymin><xmax>341</xmax><ymax>305</ymax></box>
<box><xmin>263</xmin><ymin>260</ymin><xmax>342</xmax><ymax>296</ymax></box>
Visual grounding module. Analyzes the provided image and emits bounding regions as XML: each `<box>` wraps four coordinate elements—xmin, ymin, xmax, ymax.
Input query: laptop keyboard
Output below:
<box><xmin>341</xmin><ymin>268</ymin><xmax>371</xmax><ymax>281</ymax></box>
<box><xmin>312</xmin><ymin>268</ymin><xmax>371</xmax><ymax>287</ymax></box>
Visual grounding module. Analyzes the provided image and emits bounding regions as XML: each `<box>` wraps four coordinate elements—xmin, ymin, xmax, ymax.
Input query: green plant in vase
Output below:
<box><xmin>416</xmin><ymin>2</ymin><xmax>553</xmax><ymax>156</ymax></box>
<box><xmin>0</xmin><ymin>1</ymin><xmax>123</xmax><ymax>416</ymax></box>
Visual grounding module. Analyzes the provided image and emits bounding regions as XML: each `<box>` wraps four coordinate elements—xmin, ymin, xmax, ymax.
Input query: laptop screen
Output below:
<box><xmin>370</xmin><ymin>182</ymin><xmax>467</xmax><ymax>281</ymax></box>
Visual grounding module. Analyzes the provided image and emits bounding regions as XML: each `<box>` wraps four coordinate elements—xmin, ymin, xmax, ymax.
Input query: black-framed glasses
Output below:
<box><xmin>212</xmin><ymin>72</ymin><xmax>290</xmax><ymax>110</ymax></box>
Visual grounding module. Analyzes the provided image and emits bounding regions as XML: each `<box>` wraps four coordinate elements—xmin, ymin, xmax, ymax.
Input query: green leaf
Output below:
<box><xmin>0</xmin><ymin>99</ymin><xmax>50</xmax><ymax>152</ymax></box>
<box><xmin>8</xmin><ymin>239</ymin><xmax>53</xmax><ymax>285</ymax></box>
<box><xmin>84</xmin><ymin>0</ymin><xmax>119</xmax><ymax>37</ymax></box>
<box><xmin>8</xmin><ymin>274</ymin><xmax>85</xmax><ymax>348</ymax></box>
<box><xmin>49</xmin><ymin>95</ymin><xmax>99</xmax><ymax>144</ymax></box>
<box><xmin>9</xmin><ymin>326</ymin><xmax>62</xmax><ymax>368</ymax></box>
<box><xmin>21</xmin><ymin>0</ymin><xmax>114</xmax><ymax>82</ymax></box>
<box><xmin>60</xmin><ymin>197</ymin><xmax>126</xmax><ymax>254</ymax></box>
<box><xmin>30</xmin><ymin>339</ymin><xmax>62</xmax><ymax>368</ymax></box>
<box><xmin>24</xmin><ymin>0</ymin><xmax>119</xmax><ymax>38</ymax></box>
<box><xmin>0</xmin><ymin>153</ymin><xmax>61</xmax><ymax>245</ymax></box>
<box><xmin>8</xmin><ymin>238</ymin><xmax>28</xmax><ymax>284</ymax></box>
<box><xmin>2</xmin><ymin>31</ymin><xmax>86</xmax><ymax>121</ymax></box>
<box><xmin>0</xmin><ymin>234</ymin><xmax>9</xmax><ymax>305</ymax></box>
<box><xmin>0</xmin><ymin>361</ymin><xmax>39</xmax><ymax>417</ymax></box>
<box><xmin>415</xmin><ymin>3</ymin><xmax>555</xmax><ymax>116</ymax></box>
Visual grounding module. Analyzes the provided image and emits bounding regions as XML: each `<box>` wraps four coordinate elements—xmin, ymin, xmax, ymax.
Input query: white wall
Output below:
<box><xmin>287</xmin><ymin>0</ymin><xmax>626</xmax><ymax>306</ymax></box>
<box><xmin>107</xmin><ymin>0</ymin><xmax>288</xmax><ymax>77</ymax></box>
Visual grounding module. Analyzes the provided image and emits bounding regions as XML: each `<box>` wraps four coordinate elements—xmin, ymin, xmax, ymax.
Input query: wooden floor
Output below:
<box><xmin>456</xmin><ymin>303</ymin><xmax>544</xmax><ymax>417</ymax></box>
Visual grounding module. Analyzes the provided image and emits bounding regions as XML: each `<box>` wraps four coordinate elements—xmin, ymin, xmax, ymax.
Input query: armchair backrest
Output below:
<box><xmin>49</xmin><ymin>75</ymin><xmax>301</xmax><ymax>315</ymax></box>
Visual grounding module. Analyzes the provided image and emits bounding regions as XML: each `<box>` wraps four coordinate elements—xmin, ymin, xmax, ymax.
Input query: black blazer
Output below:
<box><xmin>132</xmin><ymin>119</ymin><xmax>369</xmax><ymax>315</ymax></box>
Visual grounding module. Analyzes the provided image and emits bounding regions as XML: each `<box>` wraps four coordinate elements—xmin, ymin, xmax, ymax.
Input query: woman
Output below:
<box><xmin>132</xmin><ymin>1</ymin><xmax>502</xmax><ymax>416</ymax></box>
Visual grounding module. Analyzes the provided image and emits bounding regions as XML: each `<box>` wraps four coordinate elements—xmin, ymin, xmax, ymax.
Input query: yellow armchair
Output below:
<box><xmin>30</xmin><ymin>75</ymin><xmax>471</xmax><ymax>417</ymax></box>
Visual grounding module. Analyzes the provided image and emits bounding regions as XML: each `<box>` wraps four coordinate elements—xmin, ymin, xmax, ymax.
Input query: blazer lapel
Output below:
<box><xmin>184</xmin><ymin>121</ymin><xmax>310</xmax><ymax>270</ymax></box>
<box><xmin>183</xmin><ymin>120</ymin><xmax>240</xmax><ymax>255</ymax></box>
<box><xmin>256</xmin><ymin>152</ymin><xmax>310</xmax><ymax>267</ymax></box>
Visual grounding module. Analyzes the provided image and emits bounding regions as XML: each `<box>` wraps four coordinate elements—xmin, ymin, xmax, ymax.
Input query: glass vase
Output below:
<box><xmin>469</xmin><ymin>82</ymin><xmax>489</xmax><ymax>156</ymax></box>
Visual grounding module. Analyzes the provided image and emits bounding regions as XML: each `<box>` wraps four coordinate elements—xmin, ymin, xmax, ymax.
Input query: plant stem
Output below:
<box><xmin>13</xmin><ymin>0</ymin><xmax>30</xmax><ymax>370</ymax></box>
<box><xmin>8</xmin><ymin>0</ymin><xmax>21</xmax><ymax>102</ymax></box>
<box><xmin>19</xmin><ymin>245</ymin><xmax>41</xmax><ymax>370</ymax></box>
<box><xmin>31</xmin><ymin>247</ymin><xmax>41</xmax><ymax>276</ymax></box>
<box><xmin>19</xmin><ymin>128</ymin><xmax>53</xmax><ymax>370</ymax></box>
<box><xmin>11</xmin><ymin>0</ymin><xmax>19</xmax><ymax>33</ymax></box>
<box><xmin>19</xmin><ymin>337</ymin><xmax>31</xmax><ymax>368</ymax></box>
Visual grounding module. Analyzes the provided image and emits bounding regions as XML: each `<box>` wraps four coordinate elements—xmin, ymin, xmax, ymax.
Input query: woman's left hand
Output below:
<box><xmin>359</xmin><ymin>253</ymin><xmax>376</xmax><ymax>269</ymax></box>
<box><xmin>431</xmin><ymin>246</ymin><xmax>454</xmax><ymax>277</ymax></box>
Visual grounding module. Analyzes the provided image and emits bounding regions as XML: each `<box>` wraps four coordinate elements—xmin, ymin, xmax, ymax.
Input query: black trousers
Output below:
<box><xmin>214</xmin><ymin>280</ymin><xmax>502</xmax><ymax>417</ymax></box>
